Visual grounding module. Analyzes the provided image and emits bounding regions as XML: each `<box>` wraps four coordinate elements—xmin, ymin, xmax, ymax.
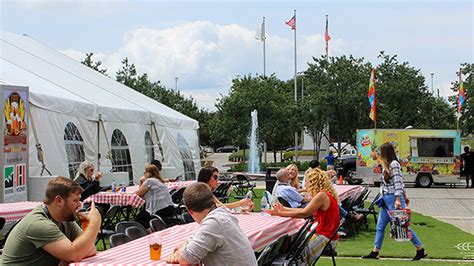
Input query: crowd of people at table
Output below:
<box><xmin>1</xmin><ymin>142</ymin><xmax>428</xmax><ymax>265</ymax></box>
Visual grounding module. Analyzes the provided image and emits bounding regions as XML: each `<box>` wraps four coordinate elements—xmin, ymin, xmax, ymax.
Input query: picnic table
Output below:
<box><xmin>334</xmin><ymin>184</ymin><xmax>364</xmax><ymax>202</ymax></box>
<box><xmin>70</xmin><ymin>213</ymin><xmax>305</xmax><ymax>266</ymax></box>
<box><xmin>0</xmin><ymin>201</ymin><xmax>42</xmax><ymax>223</ymax></box>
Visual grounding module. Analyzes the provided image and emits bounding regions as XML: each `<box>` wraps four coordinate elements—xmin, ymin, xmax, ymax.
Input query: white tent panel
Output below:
<box><xmin>1</xmin><ymin>32</ymin><xmax>201</xmax><ymax>196</ymax></box>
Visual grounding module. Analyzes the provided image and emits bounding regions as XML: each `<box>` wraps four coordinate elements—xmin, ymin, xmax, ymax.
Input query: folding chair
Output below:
<box><xmin>353</xmin><ymin>192</ymin><xmax>381</xmax><ymax>228</ymax></box>
<box><xmin>149</xmin><ymin>216</ymin><xmax>168</xmax><ymax>232</ymax></box>
<box><xmin>109</xmin><ymin>233</ymin><xmax>131</xmax><ymax>248</ymax></box>
<box><xmin>277</xmin><ymin>197</ymin><xmax>292</xmax><ymax>208</ymax></box>
<box><xmin>180</xmin><ymin>212</ymin><xmax>194</xmax><ymax>224</ymax></box>
<box><xmin>0</xmin><ymin>217</ymin><xmax>5</xmax><ymax>231</ymax></box>
<box><xmin>273</xmin><ymin>223</ymin><xmax>318</xmax><ymax>265</ymax></box>
<box><xmin>312</xmin><ymin>218</ymin><xmax>346</xmax><ymax>266</ymax></box>
<box><xmin>272</xmin><ymin>216</ymin><xmax>314</xmax><ymax>264</ymax></box>
<box><xmin>257</xmin><ymin>234</ymin><xmax>289</xmax><ymax>266</ymax></box>
<box><xmin>125</xmin><ymin>226</ymin><xmax>147</xmax><ymax>240</ymax></box>
<box><xmin>96</xmin><ymin>205</ymin><xmax>120</xmax><ymax>249</ymax></box>
<box><xmin>233</xmin><ymin>174</ymin><xmax>256</xmax><ymax>199</ymax></box>
<box><xmin>171</xmin><ymin>187</ymin><xmax>186</xmax><ymax>207</ymax></box>
<box><xmin>0</xmin><ymin>218</ymin><xmax>21</xmax><ymax>253</ymax></box>
<box><xmin>115</xmin><ymin>221</ymin><xmax>147</xmax><ymax>234</ymax></box>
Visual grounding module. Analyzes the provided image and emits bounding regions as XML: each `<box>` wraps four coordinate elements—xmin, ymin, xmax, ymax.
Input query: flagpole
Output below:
<box><xmin>293</xmin><ymin>9</ymin><xmax>299</xmax><ymax>161</ymax></box>
<box><xmin>263</xmin><ymin>17</ymin><xmax>266</xmax><ymax>77</ymax></box>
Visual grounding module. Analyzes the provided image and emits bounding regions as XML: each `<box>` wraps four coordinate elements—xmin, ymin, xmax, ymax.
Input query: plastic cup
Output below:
<box><xmin>149</xmin><ymin>234</ymin><xmax>162</xmax><ymax>260</ymax></box>
<box><xmin>79</xmin><ymin>213</ymin><xmax>89</xmax><ymax>230</ymax></box>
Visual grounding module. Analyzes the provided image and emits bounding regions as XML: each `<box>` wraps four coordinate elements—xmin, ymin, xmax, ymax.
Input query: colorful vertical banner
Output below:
<box><xmin>325</xmin><ymin>15</ymin><xmax>331</xmax><ymax>57</ymax></box>
<box><xmin>2</xmin><ymin>85</ymin><xmax>29</xmax><ymax>202</ymax></box>
<box><xmin>368</xmin><ymin>68</ymin><xmax>376</xmax><ymax>122</ymax></box>
<box><xmin>457</xmin><ymin>82</ymin><xmax>465</xmax><ymax>120</ymax></box>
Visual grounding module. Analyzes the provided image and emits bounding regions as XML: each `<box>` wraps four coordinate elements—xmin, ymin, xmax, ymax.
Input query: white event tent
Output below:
<box><xmin>0</xmin><ymin>32</ymin><xmax>200</xmax><ymax>197</ymax></box>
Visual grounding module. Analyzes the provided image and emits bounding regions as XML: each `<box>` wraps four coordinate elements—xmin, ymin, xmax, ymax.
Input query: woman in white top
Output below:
<box><xmin>135</xmin><ymin>164</ymin><xmax>174</xmax><ymax>229</ymax></box>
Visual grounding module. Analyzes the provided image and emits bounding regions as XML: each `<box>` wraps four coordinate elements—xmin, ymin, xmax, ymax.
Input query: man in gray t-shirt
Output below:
<box><xmin>167</xmin><ymin>183</ymin><xmax>257</xmax><ymax>265</ymax></box>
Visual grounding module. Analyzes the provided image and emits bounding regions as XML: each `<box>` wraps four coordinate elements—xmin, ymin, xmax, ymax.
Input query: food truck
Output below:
<box><xmin>356</xmin><ymin>129</ymin><xmax>462</xmax><ymax>187</ymax></box>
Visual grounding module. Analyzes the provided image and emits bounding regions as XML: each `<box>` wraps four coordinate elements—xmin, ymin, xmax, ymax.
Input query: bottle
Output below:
<box><xmin>111</xmin><ymin>180</ymin><xmax>116</xmax><ymax>192</ymax></box>
<box><xmin>245</xmin><ymin>191</ymin><xmax>253</xmax><ymax>200</ymax></box>
<box><xmin>260</xmin><ymin>191</ymin><xmax>270</xmax><ymax>210</ymax></box>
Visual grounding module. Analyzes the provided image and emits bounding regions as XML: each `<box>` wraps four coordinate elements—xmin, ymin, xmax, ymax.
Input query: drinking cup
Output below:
<box><xmin>149</xmin><ymin>233</ymin><xmax>162</xmax><ymax>260</ymax></box>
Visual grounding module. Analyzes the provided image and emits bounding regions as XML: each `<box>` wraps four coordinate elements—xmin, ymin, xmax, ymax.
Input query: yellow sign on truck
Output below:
<box><xmin>356</xmin><ymin>129</ymin><xmax>462</xmax><ymax>187</ymax></box>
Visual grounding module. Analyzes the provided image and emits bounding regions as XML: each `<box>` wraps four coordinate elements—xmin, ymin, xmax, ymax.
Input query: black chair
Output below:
<box><xmin>233</xmin><ymin>174</ymin><xmax>257</xmax><ymax>199</ymax></box>
<box><xmin>0</xmin><ymin>217</ymin><xmax>5</xmax><ymax>231</ymax></box>
<box><xmin>257</xmin><ymin>234</ymin><xmax>289</xmax><ymax>266</ymax></box>
<box><xmin>312</xmin><ymin>218</ymin><xmax>346</xmax><ymax>266</ymax></box>
<box><xmin>109</xmin><ymin>233</ymin><xmax>131</xmax><ymax>248</ymax></box>
<box><xmin>115</xmin><ymin>221</ymin><xmax>147</xmax><ymax>234</ymax></box>
<box><xmin>213</xmin><ymin>182</ymin><xmax>233</xmax><ymax>203</ymax></box>
<box><xmin>180</xmin><ymin>212</ymin><xmax>194</xmax><ymax>224</ymax></box>
<box><xmin>171</xmin><ymin>187</ymin><xmax>186</xmax><ymax>207</ymax></box>
<box><xmin>149</xmin><ymin>216</ymin><xmax>168</xmax><ymax>232</ymax></box>
<box><xmin>0</xmin><ymin>218</ymin><xmax>21</xmax><ymax>252</ymax></box>
<box><xmin>125</xmin><ymin>226</ymin><xmax>147</xmax><ymax>240</ymax></box>
<box><xmin>353</xmin><ymin>192</ymin><xmax>381</xmax><ymax>228</ymax></box>
<box><xmin>277</xmin><ymin>197</ymin><xmax>292</xmax><ymax>208</ymax></box>
<box><xmin>275</xmin><ymin>217</ymin><xmax>314</xmax><ymax>262</ymax></box>
<box><xmin>96</xmin><ymin>205</ymin><xmax>121</xmax><ymax>249</ymax></box>
<box><xmin>278</xmin><ymin>223</ymin><xmax>318</xmax><ymax>265</ymax></box>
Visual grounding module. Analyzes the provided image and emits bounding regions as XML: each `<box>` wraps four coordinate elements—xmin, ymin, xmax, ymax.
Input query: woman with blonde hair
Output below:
<box><xmin>363</xmin><ymin>143</ymin><xmax>426</xmax><ymax>260</ymax></box>
<box><xmin>135</xmin><ymin>164</ymin><xmax>174</xmax><ymax>229</ymax></box>
<box><xmin>267</xmin><ymin>168</ymin><xmax>340</xmax><ymax>263</ymax></box>
<box><xmin>286</xmin><ymin>164</ymin><xmax>301</xmax><ymax>190</ymax></box>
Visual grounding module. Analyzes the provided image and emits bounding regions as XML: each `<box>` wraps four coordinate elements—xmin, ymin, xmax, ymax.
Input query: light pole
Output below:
<box><xmin>174</xmin><ymin>77</ymin><xmax>178</xmax><ymax>91</ymax></box>
<box><xmin>430</xmin><ymin>73</ymin><xmax>434</xmax><ymax>95</ymax></box>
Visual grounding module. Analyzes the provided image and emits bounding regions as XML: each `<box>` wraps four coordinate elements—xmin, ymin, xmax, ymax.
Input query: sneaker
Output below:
<box><xmin>413</xmin><ymin>248</ymin><xmax>427</xmax><ymax>260</ymax></box>
<box><xmin>362</xmin><ymin>251</ymin><xmax>379</xmax><ymax>259</ymax></box>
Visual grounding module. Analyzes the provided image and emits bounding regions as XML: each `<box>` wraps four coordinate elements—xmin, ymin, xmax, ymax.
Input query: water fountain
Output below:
<box><xmin>248</xmin><ymin>110</ymin><xmax>260</xmax><ymax>173</ymax></box>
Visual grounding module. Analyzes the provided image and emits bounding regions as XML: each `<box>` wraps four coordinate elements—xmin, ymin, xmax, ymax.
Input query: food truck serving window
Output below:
<box><xmin>417</xmin><ymin>138</ymin><xmax>454</xmax><ymax>157</ymax></box>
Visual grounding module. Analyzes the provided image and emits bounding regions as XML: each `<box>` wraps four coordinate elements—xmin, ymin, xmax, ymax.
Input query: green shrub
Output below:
<box><xmin>282</xmin><ymin>150</ymin><xmax>316</xmax><ymax>160</ymax></box>
<box><xmin>228</xmin><ymin>160</ymin><xmax>327</xmax><ymax>172</ymax></box>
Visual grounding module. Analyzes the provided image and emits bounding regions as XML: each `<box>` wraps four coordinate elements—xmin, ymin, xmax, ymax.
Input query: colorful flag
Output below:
<box><xmin>15</xmin><ymin>164</ymin><xmax>26</xmax><ymax>186</ymax></box>
<box><xmin>325</xmin><ymin>15</ymin><xmax>331</xmax><ymax>56</ymax></box>
<box><xmin>368</xmin><ymin>68</ymin><xmax>376</xmax><ymax>122</ymax></box>
<box><xmin>255</xmin><ymin>20</ymin><xmax>265</xmax><ymax>41</ymax></box>
<box><xmin>286</xmin><ymin>15</ymin><xmax>296</xmax><ymax>30</ymax></box>
<box><xmin>457</xmin><ymin>82</ymin><xmax>466</xmax><ymax>120</ymax></box>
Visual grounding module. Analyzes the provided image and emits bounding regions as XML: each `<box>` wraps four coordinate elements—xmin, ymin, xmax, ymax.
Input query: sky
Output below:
<box><xmin>1</xmin><ymin>0</ymin><xmax>473</xmax><ymax>111</ymax></box>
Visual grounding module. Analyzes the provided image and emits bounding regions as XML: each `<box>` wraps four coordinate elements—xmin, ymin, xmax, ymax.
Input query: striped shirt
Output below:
<box><xmin>381</xmin><ymin>160</ymin><xmax>405</xmax><ymax>196</ymax></box>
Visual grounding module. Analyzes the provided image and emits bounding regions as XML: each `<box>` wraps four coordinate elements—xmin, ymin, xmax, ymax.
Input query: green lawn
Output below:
<box><xmin>316</xmin><ymin>257</ymin><xmax>473</xmax><ymax>266</ymax></box>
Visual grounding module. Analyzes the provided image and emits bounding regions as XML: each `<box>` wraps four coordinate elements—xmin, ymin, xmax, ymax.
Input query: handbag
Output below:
<box><xmin>387</xmin><ymin>208</ymin><xmax>412</xmax><ymax>242</ymax></box>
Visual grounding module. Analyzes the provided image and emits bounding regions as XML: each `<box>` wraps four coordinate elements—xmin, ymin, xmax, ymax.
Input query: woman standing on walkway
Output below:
<box><xmin>363</xmin><ymin>143</ymin><xmax>427</xmax><ymax>260</ymax></box>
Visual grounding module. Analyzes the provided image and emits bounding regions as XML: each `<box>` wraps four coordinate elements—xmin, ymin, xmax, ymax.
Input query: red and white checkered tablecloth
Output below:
<box><xmin>70</xmin><ymin>212</ymin><xmax>304</xmax><ymax>266</ymax></box>
<box><xmin>83</xmin><ymin>192</ymin><xmax>145</xmax><ymax>208</ymax></box>
<box><xmin>0</xmin><ymin>201</ymin><xmax>42</xmax><ymax>223</ymax></box>
<box><xmin>166</xmin><ymin>180</ymin><xmax>195</xmax><ymax>191</ymax></box>
<box><xmin>334</xmin><ymin>184</ymin><xmax>364</xmax><ymax>202</ymax></box>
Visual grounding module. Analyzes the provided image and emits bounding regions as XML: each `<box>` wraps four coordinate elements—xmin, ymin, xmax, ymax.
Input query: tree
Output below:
<box><xmin>81</xmin><ymin>53</ymin><xmax>107</xmax><ymax>75</ymax></box>
<box><xmin>449</xmin><ymin>63</ymin><xmax>474</xmax><ymax>137</ymax></box>
<box><xmin>304</xmin><ymin>55</ymin><xmax>373</xmax><ymax>152</ymax></box>
<box><xmin>210</xmin><ymin>75</ymin><xmax>293</xmax><ymax>161</ymax></box>
<box><xmin>114</xmin><ymin>58</ymin><xmax>213</xmax><ymax>145</ymax></box>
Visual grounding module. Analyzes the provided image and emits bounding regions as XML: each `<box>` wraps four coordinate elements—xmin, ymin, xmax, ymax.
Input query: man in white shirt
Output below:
<box><xmin>167</xmin><ymin>182</ymin><xmax>257</xmax><ymax>265</ymax></box>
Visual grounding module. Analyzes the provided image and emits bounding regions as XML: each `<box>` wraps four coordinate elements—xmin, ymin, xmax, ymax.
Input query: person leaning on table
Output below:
<box><xmin>362</xmin><ymin>143</ymin><xmax>427</xmax><ymax>260</ymax></box>
<box><xmin>74</xmin><ymin>160</ymin><xmax>110</xmax><ymax>217</ymax></box>
<box><xmin>197</xmin><ymin>166</ymin><xmax>253</xmax><ymax>210</ymax></box>
<box><xmin>167</xmin><ymin>182</ymin><xmax>257</xmax><ymax>265</ymax></box>
<box><xmin>1</xmin><ymin>176</ymin><xmax>101</xmax><ymax>266</ymax></box>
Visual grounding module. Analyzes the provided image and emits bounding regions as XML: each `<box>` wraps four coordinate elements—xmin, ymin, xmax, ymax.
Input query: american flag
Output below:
<box><xmin>286</xmin><ymin>15</ymin><xmax>296</xmax><ymax>30</ymax></box>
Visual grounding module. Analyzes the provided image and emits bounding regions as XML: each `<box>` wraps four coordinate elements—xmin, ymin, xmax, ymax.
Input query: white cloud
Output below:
<box><xmin>58</xmin><ymin>21</ymin><xmax>341</xmax><ymax>111</ymax></box>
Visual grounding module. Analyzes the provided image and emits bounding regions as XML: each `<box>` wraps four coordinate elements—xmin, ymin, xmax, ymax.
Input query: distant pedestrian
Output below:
<box><xmin>325</xmin><ymin>151</ymin><xmax>335</xmax><ymax>170</ymax></box>
<box><xmin>363</xmin><ymin>143</ymin><xmax>427</xmax><ymax>260</ymax></box>
<box><xmin>461</xmin><ymin>146</ymin><xmax>474</xmax><ymax>188</ymax></box>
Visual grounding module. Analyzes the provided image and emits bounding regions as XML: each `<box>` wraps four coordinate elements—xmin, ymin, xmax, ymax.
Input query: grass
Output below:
<box><xmin>232</xmin><ymin>188</ymin><xmax>474</xmax><ymax>263</ymax></box>
<box><xmin>316</xmin><ymin>257</ymin><xmax>473</xmax><ymax>265</ymax></box>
